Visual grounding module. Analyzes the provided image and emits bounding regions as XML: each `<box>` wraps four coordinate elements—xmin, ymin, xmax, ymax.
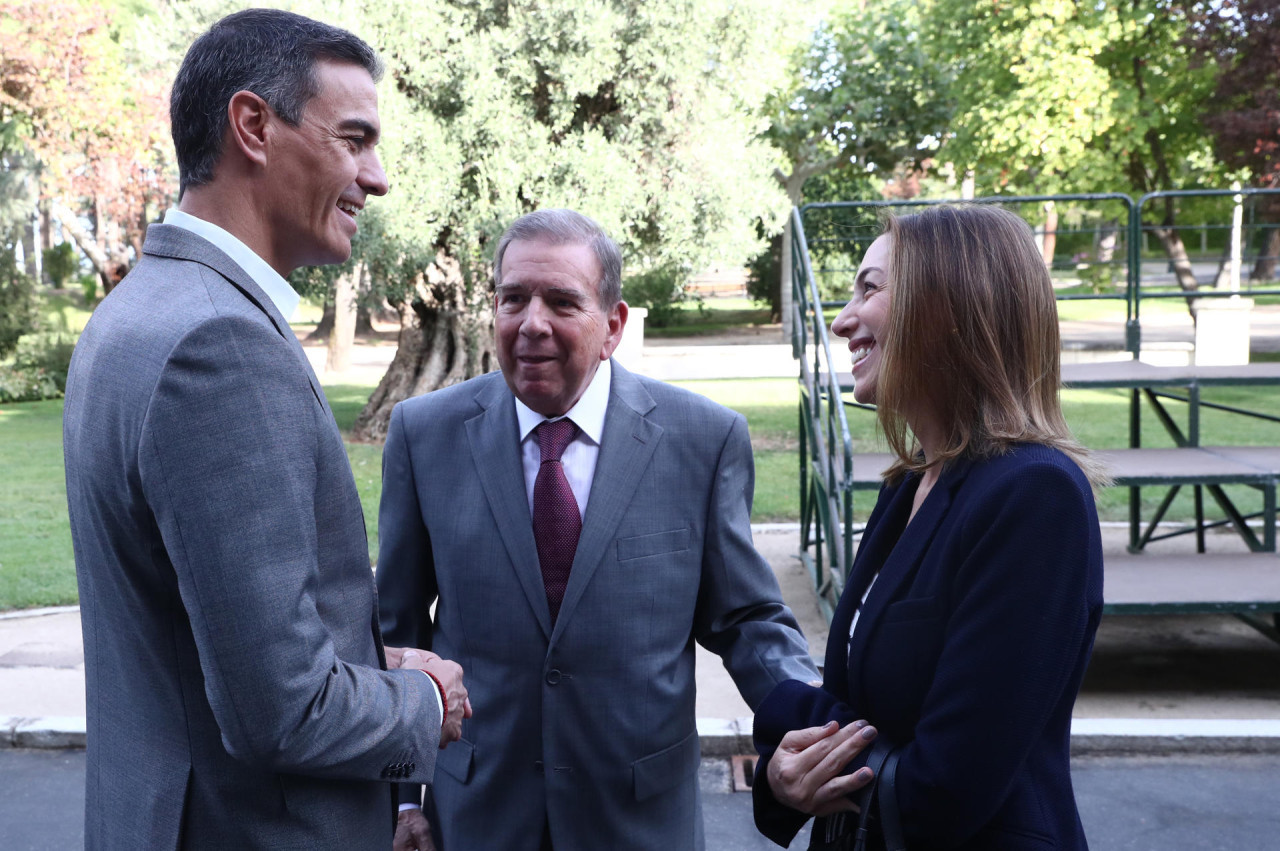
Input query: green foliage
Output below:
<box><xmin>920</xmin><ymin>0</ymin><xmax>1221</xmax><ymax>196</ymax></box>
<box><xmin>745</xmin><ymin>231</ymin><xmax>782</xmax><ymax>320</ymax></box>
<box><xmin>42</xmin><ymin>242</ymin><xmax>79</xmax><ymax>288</ymax></box>
<box><xmin>361</xmin><ymin>0</ymin><xmax>793</xmax><ymax>281</ymax></box>
<box><xmin>622</xmin><ymin>265</ymin><xmax>702</xmax><ymax>328</ymax></box>
<box><xmin>766</xmin><ymin>0</ymin><xmax>953</xmax><ymax>204</ymax></box>
<box><xmin>0</xmin><ymin>248</ymin><xmax>39</xmax><ymax>358</ymax></box>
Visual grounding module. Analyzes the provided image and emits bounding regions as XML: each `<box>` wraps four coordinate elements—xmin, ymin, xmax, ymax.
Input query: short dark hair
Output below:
<box><xmin>492</xmin><ymin>209</ymin><xmax>623</xmax><ymax>309</ymax></box>
<box><xmin>170</xmin><ymin>8</ymin><xmax>383</xmax><ymax>196</ymax></box>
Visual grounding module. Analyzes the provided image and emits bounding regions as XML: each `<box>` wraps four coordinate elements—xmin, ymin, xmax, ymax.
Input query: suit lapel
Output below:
<box><xmin>845</xmin><ymin>460</ymin><xmax>972</xmax><ymax>706</ymax></box>
<box><xmin>550</xmin><ymin>363</ymin><xmax>661</xmax><ymax>644</ymax></box>
<box><xmin>824</xmin><ymin>479</ymin><xmax>914</xmax><ymax>698</ymax></box>
<box><xmin>465</xmin><ymin>379</ymin><xmax>554</xmax><ymax>639</ymax></box>
<box><xmin>141</xmin><ymin>224</ymin><xmax>331</xmax><ymax>416</ymax></box>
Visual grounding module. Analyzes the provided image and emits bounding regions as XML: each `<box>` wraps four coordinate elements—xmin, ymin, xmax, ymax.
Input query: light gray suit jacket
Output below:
<box><xmin>63</xmin><ymin>224</ymin><xmax>442</xmax><ymax>850</ymax></box>
<box><xmin>377</xmin><ymin>364</ymin><xmax>818</xmax><ymax>850</ymax></box>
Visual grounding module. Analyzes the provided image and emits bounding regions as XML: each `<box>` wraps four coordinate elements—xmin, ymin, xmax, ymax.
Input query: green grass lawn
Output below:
<box><xmin>5</xmin><ymin>372</ymin><xmax>1279</xmax><ymax>610</ymax></box>
<box><xmin>0</xmin><ymin>400</ymin><xmax>78</xmax><ymax>609</ymax></box>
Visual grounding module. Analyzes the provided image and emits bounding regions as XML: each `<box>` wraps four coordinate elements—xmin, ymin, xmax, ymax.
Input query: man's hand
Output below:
<box><xmin>398</xmin><ymin>649</ymin><xmax>471</xmax><ymax>746</ymax></box>
<box><xmin>393</xmin><ymin>807</ymin><xmax>436</xmax><ymax>851</ymax></box>
<box><xmin>766</xmin><ymin>720</ymin><xmax>877</xmax><ymax>817</ymax></box>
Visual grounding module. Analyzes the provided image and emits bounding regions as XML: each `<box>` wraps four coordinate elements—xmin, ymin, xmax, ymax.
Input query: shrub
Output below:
<box><xmin>621</xmin><ymin>264</ymin><xmax>701</xmax><ymax>328</ymax></box>
<box><xmin>79</xmin><ymin>272</ymin><xmax>98</xmax><ymax>305</ymax></box>
<box><xmin>0</xmin><ymin>363</ymin><xmax>63</xmax><ymax>403</ymax></box>
<box><xmin>746</xmin><ymin>232</ymin><xmax>783</xmax><ymax>321</ymax></box>
<box><xmin>0</xmin><ymin>249</ymin><xmax>40</xmax><ymax>359</ymax></box>
<box><xmin>42</xmin><ymin>242</ymin><xmax>79</xmax><ymax>288</ymax></box>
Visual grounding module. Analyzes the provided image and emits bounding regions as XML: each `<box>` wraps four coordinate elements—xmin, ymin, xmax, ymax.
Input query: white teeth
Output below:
<box><xmin>337</xmin><ymin>201</ymin><xmax>359</xmax><ymax>215</ymax></box>
<box><xmin>851</xmin><ymin>346</ymin><xmax>871</xmax><ymax>365</ymax></box>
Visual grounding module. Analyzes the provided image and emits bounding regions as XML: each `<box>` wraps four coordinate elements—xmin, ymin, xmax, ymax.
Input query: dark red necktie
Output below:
<box><xmin>533</xmin><ymin>419</ymin><xmax>581</xmax><ymax>622</ymax></box>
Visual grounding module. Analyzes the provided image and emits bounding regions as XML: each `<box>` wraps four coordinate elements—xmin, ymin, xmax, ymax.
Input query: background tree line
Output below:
<box><xmin>2</xmin><ymin>0</ymin><xmax>1277</xmax><ymax>435</ymax></box>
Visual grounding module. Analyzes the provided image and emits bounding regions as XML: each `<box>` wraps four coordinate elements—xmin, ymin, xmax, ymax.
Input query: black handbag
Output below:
<box><xmin>808</xmin><ymin>739</ymin><xmax>906</xmax><ymax>851</ymax></box>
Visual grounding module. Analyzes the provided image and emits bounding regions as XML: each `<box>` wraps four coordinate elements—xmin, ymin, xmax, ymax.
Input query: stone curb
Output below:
<box><xmin>5</xmin><ymin>714</ymin><xmax>1280</xmax><ymax>755</ymax></box>
<box><xmin>695</xmin><ymin>717</ymin><xmax>1280</xmax><ymax>761</ymax></box>
<box><xmin>0</xmin><ymin>716</ymin><xmax>86</xmax><ymax>749</ymax></box>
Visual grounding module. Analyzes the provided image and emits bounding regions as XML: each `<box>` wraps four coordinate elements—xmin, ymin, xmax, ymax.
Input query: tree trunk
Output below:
<box><xmin>356</xmin><ymin>304</ymin><xmax>375</xmax><ymax>335</ymax></box>
<box><xmin>1096</xmin><ymin>219</ymin><xmax>1119</xmax><ymax>265</ymax></box>
<box><xmin>21</xmin><ymin>213</ymin><xmax>38</xmax><ymax>281</ymax></box>
<box><xmin>352</xmin><ymin>298</ymin><xmax>494</xmax><ymax>443</ymax></box>
<box><xmin>52</xmin><ymin>202</ymin><xmax>128</xmax><ymax>293</ymax></box>
<box><xmin>1252</xmin><ymin>227</ymin><xmax>1280</xmax><ymax>282</ymax></box>
<box><xmin>1040</xmin><ymin>202</ymin><xmax>1058</xmax><ymax>268</ymax></box>
<box><xmin>326</xmin><ymin>265</ymin><xmax>361</xmax><ymax>373</ymax></box>
<box><xmin>312</xmin><ymin>297</ymin><xmax>337</xmax><ymax>340</ymax></box>
<box><xmin>1147</xmin><ymin>225</ymin><xmax>1201</xmax><ymax>318</ymax></box>
<box><xmin>1211</xmin><ymin>236</ymin><xmax>1234</xmax><ymax>290</ymax></box>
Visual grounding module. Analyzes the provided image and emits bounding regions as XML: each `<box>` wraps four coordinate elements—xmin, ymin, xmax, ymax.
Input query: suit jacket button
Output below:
<box><xmin>534</xmin><ymin>760</ymin><xmax>543</xmax><ymax>773</ymax></box>
<box><xmin>545</xmin><ymin>669</ymin><xmax>561</xmax><ymax>686</ymax></box>
<box><xmin>407</xmin><ymin>763</ymin><xmax>416</xmax><ymax>774</ymax></box>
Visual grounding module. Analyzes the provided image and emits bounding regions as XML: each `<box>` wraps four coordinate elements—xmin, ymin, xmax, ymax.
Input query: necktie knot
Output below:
<box><xmin>537</xmin><ymin>419</ymin><xmax>578</xmax><ymax>462</ymax></box>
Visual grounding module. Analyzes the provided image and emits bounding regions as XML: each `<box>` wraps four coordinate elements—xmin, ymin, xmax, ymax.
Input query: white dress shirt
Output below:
<box><xmin>161</xmin><ymin>208</ymin><xmax>445</xmax><ymax>763</ymax></box>
<box><xmin>162</xmin><ymin>209</ymin><xmax>301</xmax><ymax>321</ymax></box>
<box><xmin>514</xmin><ymin>358</ymin><xmax>613</xmax><ymax>517</ymax></box>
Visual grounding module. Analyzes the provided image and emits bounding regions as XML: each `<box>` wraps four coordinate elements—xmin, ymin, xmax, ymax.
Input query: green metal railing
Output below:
<box><xmin>793</xmin><ymin>189</ymin><xmax>1280</xmax><ymax>605</ymax></box>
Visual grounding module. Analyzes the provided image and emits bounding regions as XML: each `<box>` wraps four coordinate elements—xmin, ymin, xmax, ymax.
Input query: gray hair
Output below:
<box><xmin>492</xmin><ymin>209</ymin><xmax>623</xmax><ymax>309</ymax></box>
<box><xmin>170</xmin><ymin>8</ymin><xmax>383</xmax><ymax>196</ymax></box>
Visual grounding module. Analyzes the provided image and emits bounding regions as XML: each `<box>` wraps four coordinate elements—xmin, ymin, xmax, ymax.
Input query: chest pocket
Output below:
<box><xmin>617</xmin><ymin>528</ymin><xmax>690</xmax><ymax>562</ymax></box>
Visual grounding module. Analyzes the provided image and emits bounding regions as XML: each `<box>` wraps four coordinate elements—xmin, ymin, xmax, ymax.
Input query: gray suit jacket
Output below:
<box><xmin>63</xmin><ymin>224</ymin><xmax>442</xmax><ymax>850</ymax></box>
<box><xmin>377</xmin><ymin>364</ymin><xmax>818</xmax><ymax>850</ymax></box>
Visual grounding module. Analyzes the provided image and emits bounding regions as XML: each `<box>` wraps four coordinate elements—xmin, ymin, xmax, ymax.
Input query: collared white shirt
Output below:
<box><xmin>163</xmin><ymin>208</ymin><xmax>301</xmax><ymax>321</ymax></box>
<box><xmin>514</xmin><ymin>359</ymin><xmax>612</xmax><ymax>518</ymax></box>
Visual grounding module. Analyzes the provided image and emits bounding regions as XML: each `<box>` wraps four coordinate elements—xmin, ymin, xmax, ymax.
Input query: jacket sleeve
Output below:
<box><xmin>138</xmin><ymin>314</ymin><xmax>441</xmax><ymax>782</ymax></box>
<box><xmin>693</xmin><ymin>413</ymin><xmax>819</xmax><ymax>709</ymax></box>
<box><xmin>376</xmin><ymin>400</ymin><xmax>442</xmax><ymax>809</ymax></box>
<box><xmin>751</xmin><ymin>679</ymin><xmax>865</xmax><ymax>846</ymax></box>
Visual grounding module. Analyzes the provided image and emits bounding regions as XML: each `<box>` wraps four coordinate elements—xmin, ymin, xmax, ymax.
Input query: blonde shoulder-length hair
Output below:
<box><xmin>874</xmin><ymin>204</ymin><xmax>1109</xmax><ymax>488</ymax></box>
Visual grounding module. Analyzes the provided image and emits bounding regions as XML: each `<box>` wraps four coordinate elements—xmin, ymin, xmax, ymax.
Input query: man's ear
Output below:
<box><xmin>600</xmin><ymin>300</ymin><xmax>629</xmax><ymax>360</ymax></box>
<box><xmin>226</xmin><ymin>90</ymin><xmax>272</xmax><ymax>168</ymax></box>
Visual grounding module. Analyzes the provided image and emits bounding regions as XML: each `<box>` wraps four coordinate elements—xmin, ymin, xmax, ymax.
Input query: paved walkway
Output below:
<box><xmin>7</xmin><ymin>311</ymin><xmax>1280</xmax><ymax>751</ymax></box>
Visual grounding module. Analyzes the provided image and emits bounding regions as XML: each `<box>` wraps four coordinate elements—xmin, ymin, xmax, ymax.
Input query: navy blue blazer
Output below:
<box><xmin>754</xmin><ymin>444</ymin><xmax>1103</xmax><ymax>850</ymax></box>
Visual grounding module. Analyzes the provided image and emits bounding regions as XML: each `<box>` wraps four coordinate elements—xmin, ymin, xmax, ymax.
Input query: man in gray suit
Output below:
<box><xmin>377</xmin><ymin>209</ymin><xmax>818</xmax><ymax>850</ymax></box>
<box><xmin>62</xmin><ymin>10</ymin><xmax>467</xmax><ymax>849</ymax></box>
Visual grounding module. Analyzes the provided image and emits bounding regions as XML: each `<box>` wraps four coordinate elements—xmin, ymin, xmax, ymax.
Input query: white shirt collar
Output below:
<box><xmin>515</xmin><ymin>358</ymin><xmax>612</xmax><ymax>445</ymax></box>
<box><xmin>162</xmin><ymin>208</ymin><xmax>301</xmax><ymax>321</ymax></box>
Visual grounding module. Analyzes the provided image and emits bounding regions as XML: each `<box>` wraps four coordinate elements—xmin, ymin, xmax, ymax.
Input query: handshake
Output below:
<box><xmin>386</xmin><ymin>646</ymin><xmax>471</xmax><ymax>747</ymax></box>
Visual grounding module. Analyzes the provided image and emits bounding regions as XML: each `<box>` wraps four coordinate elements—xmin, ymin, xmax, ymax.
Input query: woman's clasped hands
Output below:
<box><xmin>766</xmin><ymin>719</ymin><xmax>878</xmax><ymax>816</ymax></box>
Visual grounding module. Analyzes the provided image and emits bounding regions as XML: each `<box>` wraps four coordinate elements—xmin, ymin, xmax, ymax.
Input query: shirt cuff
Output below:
<box><xmin>415</xmin><ymin>669</ymin><xmax>445</xmax><ymax>726</ymax></box>
<box><xmin>399</xmin><ymin>803</ymin><xmax>422</xmax><ymax>812</ymax></box>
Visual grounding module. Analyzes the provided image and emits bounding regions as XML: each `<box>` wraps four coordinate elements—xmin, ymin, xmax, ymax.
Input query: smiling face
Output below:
<box><xmin>831</xmin><ymin>234</ymin><xmax>892</xmax><ymax>405</ymax></box>
<box><xmin>264</xmin><ymin>60</ymin><xmax>388</xmax><ymax>275</ymax></box>
<box><xmin>494</xmin><ymin>239</ymin><xmax>628</xmax><ymax>417</ymax></box>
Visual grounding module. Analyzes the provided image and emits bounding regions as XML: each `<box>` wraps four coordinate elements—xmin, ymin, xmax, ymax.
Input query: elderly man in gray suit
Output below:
<box><xmin>377</xmin><ymin>208</ymin><xmax>819</xmax><ymax>851</ymax></box>
<box><xmin>62</xmin><ymin>10</ymin><xmax>468</xmax><ymax>850</ymax></box>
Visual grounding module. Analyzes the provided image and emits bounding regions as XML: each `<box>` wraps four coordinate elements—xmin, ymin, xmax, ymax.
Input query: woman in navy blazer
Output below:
<box><xmin>753</xmin><ymin>205</ymin><xmax>1107</xmax><ymax>850</ymax></box>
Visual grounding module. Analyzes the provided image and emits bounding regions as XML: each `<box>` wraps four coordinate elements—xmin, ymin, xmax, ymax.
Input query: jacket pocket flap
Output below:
<box><xmin>618</xmin><ymin>528</ymin><xmax>690</xmax><ymax>562</ymax></box>
<box><xmin>881</xmin><ymin>595</ymin><xmax>944</xmax><ymax>624</ymax></box>
<box><xmin>436</xmin><ymin>737</ymin><xmax>474</xmax><ymax>784</ymax></box>
<box><xmin>632</xmin><ymin>729</ymin><xmax>699</xmax><ymax>801</ymax></box>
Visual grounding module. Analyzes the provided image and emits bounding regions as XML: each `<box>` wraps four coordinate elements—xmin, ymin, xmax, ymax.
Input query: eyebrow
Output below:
<box><xmin>338</xmin><ymin>119</ymin><xmax>380</xmax><ymax>144</ymax></box>
<box><xmin>855</xmin><ymin>265</ymin><xmax>885</xmax><ymax>286</ymax></box>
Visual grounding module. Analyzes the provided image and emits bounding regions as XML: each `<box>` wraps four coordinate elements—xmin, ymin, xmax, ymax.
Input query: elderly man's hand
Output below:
<box><xmin>397</xmin><ymin>649</ymin><xmax>471</xmax><ymax>746</ymax></box>
<box><xmin>766</xmin><ymin>720</ymin><xmax>877</xmax><ymax>817</ymax></box>
<box><xmin>393</xmin><ymin>807</ymin><xmax>436</xmax><ymax>851</ymax></box>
